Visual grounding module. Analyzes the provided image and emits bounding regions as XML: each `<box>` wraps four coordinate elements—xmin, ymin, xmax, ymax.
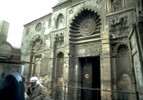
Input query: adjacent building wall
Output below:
<box><xmin>0</xmin><ymin>20</ymin><xmax>9</xmax><ymax>41</ymax></box>
<box><xmin>0</xmin><ymin>20</ymin><xmax>22</xmax><ymax>82</ymax></box>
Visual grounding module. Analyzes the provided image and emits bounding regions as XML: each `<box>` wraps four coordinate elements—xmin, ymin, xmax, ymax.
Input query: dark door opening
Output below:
<box><xmin>79</xmin><ymin>56</ymin><xmax>100</xmax><ymax>100</ymax></box>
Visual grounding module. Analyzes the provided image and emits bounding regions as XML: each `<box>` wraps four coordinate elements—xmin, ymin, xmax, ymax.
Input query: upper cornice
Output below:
<box><xmin>24</xmin><ymin>13</ymin><xmax>52</xmax><ymax>27</ymax></box>
<box><xmin>52</xmin><ymin>0</ymin><xmax>70</xmax><ymax>11</ymax></box>
<box><xmin>52</xmin><ymin>0</ymin><xmax>86</xmax><ymax>11</ymax></box>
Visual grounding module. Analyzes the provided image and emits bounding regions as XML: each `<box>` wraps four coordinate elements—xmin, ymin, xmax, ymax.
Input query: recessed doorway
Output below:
<box><xmin>79</xmin><ymin>56</ymin><xmax>100</xmax><ymax>100</ymax></box>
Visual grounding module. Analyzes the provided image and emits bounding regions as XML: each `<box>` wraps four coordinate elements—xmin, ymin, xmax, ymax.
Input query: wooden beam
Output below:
<box><xmin>0</xmin><ymin>60</ymin><xmax>34</xmax><ymax>64</ymax></box>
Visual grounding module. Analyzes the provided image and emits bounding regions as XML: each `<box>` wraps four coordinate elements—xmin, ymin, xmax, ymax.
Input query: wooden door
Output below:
<box><xmin>81</xmin><ymin>57</ymin><xmax>92</xmax><ymax>100</ymax></box>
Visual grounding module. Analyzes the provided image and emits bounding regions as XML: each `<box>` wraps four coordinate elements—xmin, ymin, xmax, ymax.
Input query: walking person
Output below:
<box><xmin>26</xmin><ymin>76</ymin><xmax>48</xmax><ymax>100</ymax></box>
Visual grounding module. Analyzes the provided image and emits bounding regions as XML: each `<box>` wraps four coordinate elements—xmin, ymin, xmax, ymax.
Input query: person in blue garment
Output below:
<box><xmin>0</xmin><ymin>67</ymin><xmax>25</xmax><ymax>100</ymax></box>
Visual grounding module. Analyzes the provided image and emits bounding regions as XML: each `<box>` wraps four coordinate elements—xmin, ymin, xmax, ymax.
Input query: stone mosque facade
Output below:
<box><xmin>21</xmin><ymin>0</ymin><xmax>143</xmax><ymax>100</ymax></box>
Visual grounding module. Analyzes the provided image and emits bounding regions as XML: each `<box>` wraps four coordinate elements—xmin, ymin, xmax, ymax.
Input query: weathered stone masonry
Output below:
<box><xmin>21</xmin><ymin>0</ymin><xmax>143</xmax><ymax>100</ymax></box>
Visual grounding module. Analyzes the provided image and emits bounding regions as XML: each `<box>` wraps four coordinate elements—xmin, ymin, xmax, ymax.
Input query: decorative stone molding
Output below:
<box><xmin>109</xmin><ymin>16</ymin><xmax>127</xmax><ymax>26</ymax></box>
<box><xmin>35</xmin><ymin>22</ymin><xmax>42</xmax><ymax>32</ymax></box>
<box><xmin>109</xmin><ymin>16</ymin><xmax>128</xmax><ymax>38</ymax></box>
<box><xmin>76</xmin><ymin>43</ymin><xmax>101</xmax><ymax>57</ymax></box>
<box><xmin>54</xmin><ymin>33</ymin><xmax>64</xmax><ymax>46</ymax></box>
<box><xmin>96</xmin><ymin>0</ymin><xmax>103</xmax><ymax>4</ymax></box>
<box><xmin>111</xmin><ymin>0</ymin><xmax>122</xmax><ymax>12</ymax></box>
<box><xmin>69</xmin><ymin>9</ymin><xmax>73</xmax><ymax>14</ymax></box>
<box><xmin>31</xmin><ymin>34</ymin><xmax>45</xmax><ymax>52</ymax></box>
<box><xmin>116</xmin><ymin>43</ymin><xmax>129</xmax><ymax>54</ymax></box>
<box><xmin>53</xmin><ymin>0</ymin><xmax>70</xmax><ymax>11</ymax></box>
<box><xmin>111</xmin><ymin>42</ymin><xmax>129</xmax><ymax>57</ymax></box>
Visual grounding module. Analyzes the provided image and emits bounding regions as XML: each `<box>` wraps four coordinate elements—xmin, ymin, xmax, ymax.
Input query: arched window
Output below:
<box><xmin>56</xmin><ymin>14</ymin><xmax>64</xmax><ymax>29</ymax></box>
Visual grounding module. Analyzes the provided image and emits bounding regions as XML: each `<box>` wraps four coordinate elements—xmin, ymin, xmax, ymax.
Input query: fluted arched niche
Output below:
<box><xmin>115</xmin><ymin>43</ymin><xmax>134</xmax><ymax>93</ymax></box>
<box><xmin>56</xmin><ymin>52</ymin><xmax>64</xmax><ymax>84</ymax></box>
<box><xmin>69</xmin><ymin>6</ymin><xmax>103</xmax><ymax>44</ymax></box>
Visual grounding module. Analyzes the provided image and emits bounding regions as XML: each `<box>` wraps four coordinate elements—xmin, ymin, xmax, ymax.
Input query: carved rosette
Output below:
<box><xmin>79</xmin><ymin>19</ymin><xmax>96</xmax><ymax>36</ymax></box>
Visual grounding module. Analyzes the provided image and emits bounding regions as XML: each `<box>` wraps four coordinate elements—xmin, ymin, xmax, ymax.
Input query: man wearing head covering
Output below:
<box><xmin>0</xmin><ymin>71</ymin><xmax>25</xmax><ymax>100</ymax></box>
<box><xmin>26</xmin><ymin>76</ymin><xmax>48</xmax><ymax>100</ymax></box>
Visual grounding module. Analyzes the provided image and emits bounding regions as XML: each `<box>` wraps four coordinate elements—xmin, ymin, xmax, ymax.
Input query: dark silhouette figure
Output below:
<box><xmin>0</xmin><ymin>72</ymin><xmax>25</xmax><ymax>100</ymax></box>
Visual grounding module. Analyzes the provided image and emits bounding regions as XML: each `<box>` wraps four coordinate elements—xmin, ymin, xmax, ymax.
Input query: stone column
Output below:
<box><xmin>101</xmin><ymin>26</ymin><xmax>112</xmax><ymax>100</ymax></box>
<box><xmin>64</xmin><ymin>57</ymin><xmax>69</xmax><ymax>100</ymax></box>
<box><xmin>68</xmin><ymin>45</ymin><xmax>81</xmax><ymax>100</ymax></box>
<box><xmin>111</xmin><ymin>57</ymin><xmax>117</xmax><ymax>99</ymax></box>
<box><xmin>51</xmin><ymin>41</ymin><xmax>57</xmax><ymax>100</ymax></box>
<box><xmin>106</xmin><ymin>0</ymin><xmax>112</xmax><ymax>13</ymax></box>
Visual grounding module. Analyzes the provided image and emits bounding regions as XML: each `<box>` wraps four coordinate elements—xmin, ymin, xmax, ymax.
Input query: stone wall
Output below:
<box><xmin>21</xmin><ymin>0</ymin><xmax>141</xmax><ymax>100</ymax></box>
